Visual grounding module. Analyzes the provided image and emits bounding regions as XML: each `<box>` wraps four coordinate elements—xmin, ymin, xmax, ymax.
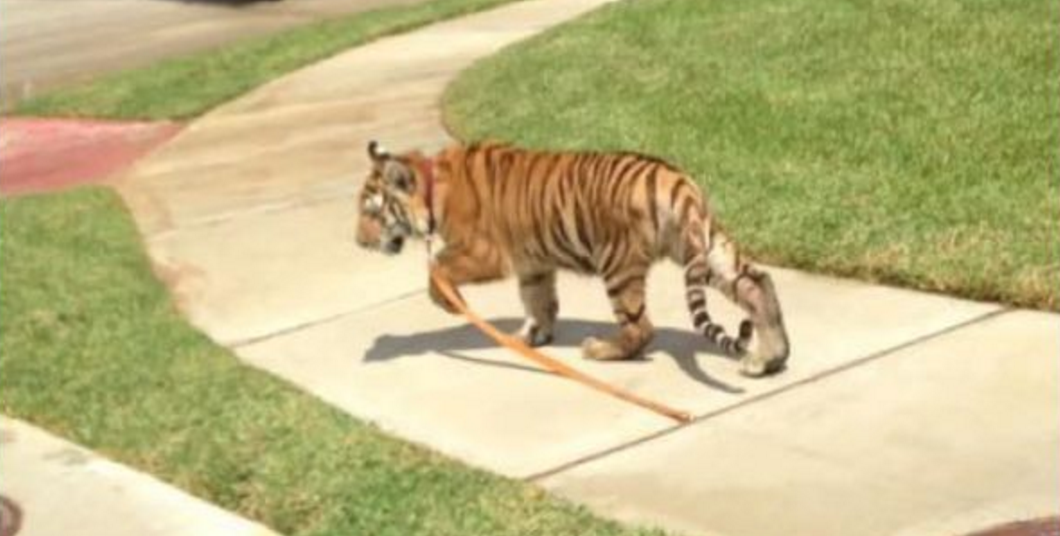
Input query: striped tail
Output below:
<box><xmin>685</xmin><ymin>284</ymin><xmax>752</xmax><ymax>356</ymax></box>
<box><xmin>683</xmin><ymin>229</ymin><xmax>752</xmax><ymax>356</ymax></box>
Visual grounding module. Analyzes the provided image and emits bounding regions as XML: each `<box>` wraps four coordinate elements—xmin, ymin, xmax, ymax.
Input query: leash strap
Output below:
<box><xmin>418</xmin><ymin>158</ymin><xmax>437</xmax><ymax>235</ymax></box>
<box><xmin>419</xmin><ymin>157</ymin><xmax>437</xmax><ymax>261</ymax></box>
<box><xmin>429</xmin><ymin>270</ymin><xmax>693</xmax><ymax>424</ymax></box>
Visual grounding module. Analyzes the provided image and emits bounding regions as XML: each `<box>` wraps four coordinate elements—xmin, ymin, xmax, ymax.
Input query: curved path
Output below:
<box><xmin>116</xmin><ymin>1</ymin><xmax>1060</xmax><ymax>535</ymax></box>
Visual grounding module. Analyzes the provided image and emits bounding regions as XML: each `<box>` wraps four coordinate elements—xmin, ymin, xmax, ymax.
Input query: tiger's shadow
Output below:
<box><xmin>365</xmin><ymin>318</ymin><xmax>745</xmax><ymax>394</ymax></box>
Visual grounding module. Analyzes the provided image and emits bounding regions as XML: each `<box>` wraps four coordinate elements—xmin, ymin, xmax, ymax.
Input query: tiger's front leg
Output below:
<box><xmin>428</xmin><ymin>242</ymin><xmax>507</xmax><ymax>315</ymax></box>
<box><xmin>583</xmin><ymin>269</ymin><xmax>654</xmax><ymax>361</ymax></box>
<box><xmin>428</xmin><ymin>266</ymin><xmax>465</xmax><ymax>315</ymax></box>
<box><xmin>516</xmin><ymin>270</ymin><xmax>558</xmax><ymax>347</ymax></box>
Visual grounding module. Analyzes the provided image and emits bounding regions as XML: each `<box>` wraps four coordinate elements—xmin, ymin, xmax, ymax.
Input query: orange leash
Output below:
<box><xmin>429</xmin><ymin>270</ymin><xmax>693</xmax><ymax>424</ymax></box>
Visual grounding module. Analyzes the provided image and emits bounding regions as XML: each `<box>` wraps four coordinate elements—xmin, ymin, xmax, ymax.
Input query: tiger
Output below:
<box><xmin>355</xmin><ymin>140</ymin><xmax>790</xmax><ymax>376</ymax></box>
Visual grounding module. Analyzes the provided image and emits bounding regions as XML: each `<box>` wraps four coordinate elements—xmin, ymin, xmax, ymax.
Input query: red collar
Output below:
<box><xmin>417</xmin><ymin>157</ymin><xmax>437</xmax><ymax>236</ymax></box>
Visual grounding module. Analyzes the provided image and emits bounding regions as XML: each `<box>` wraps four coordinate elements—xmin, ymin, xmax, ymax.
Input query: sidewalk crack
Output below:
<box><xmin>525</xmin><ymin>307</ymin><xmax>1014</xmax><ymax>482</ymax></box>
<box><xmin>228</xmin><ymin>289</ymin><xmax>426</xmax><ymax>348</ymax></box>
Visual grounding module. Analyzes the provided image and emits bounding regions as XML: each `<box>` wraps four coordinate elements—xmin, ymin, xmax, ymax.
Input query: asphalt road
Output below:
<box><xmin>0</xmin><ymin>0</ymin><xmax>425</xmax><ymax>109</ymax></box>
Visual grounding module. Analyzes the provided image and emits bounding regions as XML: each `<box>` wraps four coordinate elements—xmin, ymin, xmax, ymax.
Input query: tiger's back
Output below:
<box><xmin>438</xmin><ymin>143</ymin><xmax>701</xmax><ymax>274</ymax></box>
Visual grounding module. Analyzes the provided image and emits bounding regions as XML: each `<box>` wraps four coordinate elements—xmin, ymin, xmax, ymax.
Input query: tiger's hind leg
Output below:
<box><xmin>516</xmin><ymin>270</ymin><xmax>558</xmax><ymax>347</ymax></box>
<box><xmin>705</xmin><ymin>235</ymin><xmax>790</xmax><ymax>377</ymax></box>
<box><xmin>583</xmin><ymin>269</ymin><xmax>654</xmax><ymax>361</ymax></box>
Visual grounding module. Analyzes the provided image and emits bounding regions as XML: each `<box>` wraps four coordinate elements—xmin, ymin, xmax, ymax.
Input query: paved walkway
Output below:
<box><xmin>113</xmin><ymin>1</ymin><xmax>1060</xmax><ymax>535</ymax></box>
<box><xmin>0</xmin><ymin>417</ymin><xmax>278</xmax><ymax>536</ymax></box>
<box><xmin>0</xmin><ymin>0</ymin><xmax>426</xmax><ymax>108</ymax></box>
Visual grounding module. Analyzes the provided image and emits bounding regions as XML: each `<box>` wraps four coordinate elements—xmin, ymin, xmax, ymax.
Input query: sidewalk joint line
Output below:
<box><xmin>147</xmin><ymin>187</ymin><xmax>358</xmax><ymax>241</ymax></box>
<box><xmin>524</xmin><ymin>307</ymin><xmax>1014</xmax><ymax>482</ymax></box>
<box><xmin>228</xmin><ymin>288</ymin><xmax>426</xmax><ymax>348</ymax></box>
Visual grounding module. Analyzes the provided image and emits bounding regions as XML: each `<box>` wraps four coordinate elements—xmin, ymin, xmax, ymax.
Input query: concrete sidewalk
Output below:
<box><xmin>114</xmin><ymin>0</ymin><xmax>1060</xmax><ymax>535</ymax></box>
<box><xmin>0</xmin><ymin>417</ymin><xmax>277</xmax><ymax>536</ymax></box>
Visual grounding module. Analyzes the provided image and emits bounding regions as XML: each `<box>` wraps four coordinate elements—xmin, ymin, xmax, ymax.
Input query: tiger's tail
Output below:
<box><xmin>675</xmin><ymin>187</ymin><xmax>752</xmax><ymax>356</ymax></box>
<box><xmin>685</xmin><ymin>271</ymin><xmax>752</xmax><ymax>356</ymax></box>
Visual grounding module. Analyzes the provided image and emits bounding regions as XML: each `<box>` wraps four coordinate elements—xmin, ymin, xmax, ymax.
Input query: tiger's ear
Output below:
<box><xmin>368</xmin><ymin>140</ymin><xmax>413</xmax><ymax>191</ymax></box>
<box><xmin>367</xmin><ymin>140</ymin><xmax>390</xmax><ymax>168</ymax></box>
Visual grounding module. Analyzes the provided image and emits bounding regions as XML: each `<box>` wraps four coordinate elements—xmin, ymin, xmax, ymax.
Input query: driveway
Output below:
<box><xmin>0</xmin><ymin>0</ymin><xmax>426</xmax><ymax>109</ymax></box>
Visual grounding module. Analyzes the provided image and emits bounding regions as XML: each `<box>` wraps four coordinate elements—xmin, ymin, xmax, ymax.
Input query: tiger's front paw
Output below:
<box><xmin>516</xmin><ymin>320</ymin><xmax>553</xmax><ymax>348</ymax></box>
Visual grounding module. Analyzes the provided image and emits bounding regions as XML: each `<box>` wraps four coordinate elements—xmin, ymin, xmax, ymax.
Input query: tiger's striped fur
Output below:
<box><xmin>355</xmin><ymin>141</ymin><xmax>789</xmax><ymax>376</ymax></box>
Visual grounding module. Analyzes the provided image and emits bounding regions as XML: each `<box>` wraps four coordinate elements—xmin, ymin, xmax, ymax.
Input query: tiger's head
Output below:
<box><xmin>355</xmin><ymin>141</ymin><xmax>433</xmax><ymax>255</ymax></box>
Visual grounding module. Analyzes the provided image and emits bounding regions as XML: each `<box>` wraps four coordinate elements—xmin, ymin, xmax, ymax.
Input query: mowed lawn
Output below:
<box><xmin>0</xmin><ymin>189</ymin><xmax>665</xmax><ymax>536</ymax></box>
<box><xmin>444</xmin><ymin>0</ymin><xmax>1060</xmax><ymax>310</ymax></box>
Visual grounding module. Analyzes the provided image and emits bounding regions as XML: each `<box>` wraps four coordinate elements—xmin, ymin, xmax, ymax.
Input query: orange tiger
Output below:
<box><xmin>356</xmin><ymin>140</ymin><xmax>789</xmax><ymax>376</ymax></box>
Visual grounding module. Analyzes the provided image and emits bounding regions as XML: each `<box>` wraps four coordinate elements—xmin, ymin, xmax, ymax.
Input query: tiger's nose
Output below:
<box><xmin>383</xmin><ymin>235</ymin><xmax>405</xmax><ymax>254</ymax></box>
<box><xmin>355</xmin><ymin>218</ymin><xmax>380</xmax><ymax>249</ymax></box>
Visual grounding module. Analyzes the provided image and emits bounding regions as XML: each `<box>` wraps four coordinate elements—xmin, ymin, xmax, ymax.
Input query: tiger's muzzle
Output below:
<box><xmin>356</xmin><ymin>214</ymin><xmax>411</xmax><ymax>256</ymax></box>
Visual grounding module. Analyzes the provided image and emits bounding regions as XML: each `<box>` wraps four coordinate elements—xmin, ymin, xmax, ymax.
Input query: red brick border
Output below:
<box><xmin>966</xmin><ymin>517</ymin><xmax>1060</xmax><ymax>536</ymax></box>
<box><xmin>0</xmin><ymin>118</ymin><xmax>181</xmax><ymax>196</ymax></box>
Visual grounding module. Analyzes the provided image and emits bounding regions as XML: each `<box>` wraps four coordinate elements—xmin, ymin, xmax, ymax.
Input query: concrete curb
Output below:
<box><xmin>0</xmin><ymin>417</ymin><xmax>279</xmax><ymax>536</ymax></box>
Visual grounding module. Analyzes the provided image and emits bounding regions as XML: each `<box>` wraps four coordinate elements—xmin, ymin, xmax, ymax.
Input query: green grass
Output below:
<box><xmin>444</xmin><ymin>0</ymin><xmax>1060</xmax><ymax>310</ymax></box>
<box><xmin>13</xmin><ymin>0</ymin><xmax>522</xmax><ymax>120</ymax></box>
<box><xmin>0</xmin><ymin>188</ymin><xmax>666</xmax><ymax>536</ymax></box>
